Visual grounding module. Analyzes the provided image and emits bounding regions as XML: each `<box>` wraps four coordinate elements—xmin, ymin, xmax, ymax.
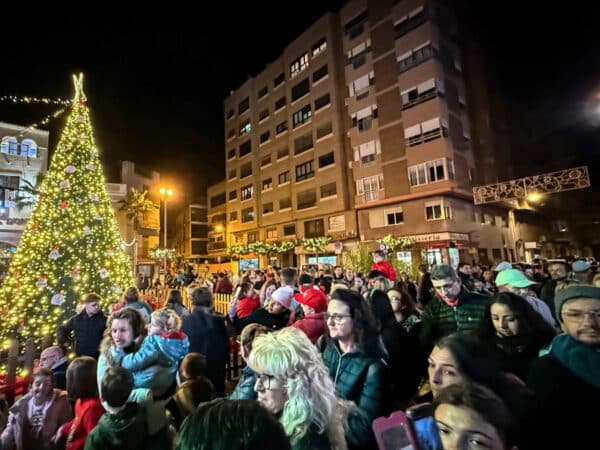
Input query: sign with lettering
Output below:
<box><xmin>401</xmin><ymin>232</ymin><xmax>470</xmax><ymax>243</ymax></box>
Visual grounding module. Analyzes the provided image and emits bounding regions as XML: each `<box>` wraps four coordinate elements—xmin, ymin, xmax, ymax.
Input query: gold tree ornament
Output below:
<box><xmin>72</xmin><ymin>73</ymin><xmax>87</xmax><ymax>103</ymax></box>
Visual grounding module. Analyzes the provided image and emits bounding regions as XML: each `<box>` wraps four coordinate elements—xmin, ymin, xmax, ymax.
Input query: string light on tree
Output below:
<box><xmin>0</xmin><ymin>74</ymin><xmax>134</xmax><ymax>348</ymax></box>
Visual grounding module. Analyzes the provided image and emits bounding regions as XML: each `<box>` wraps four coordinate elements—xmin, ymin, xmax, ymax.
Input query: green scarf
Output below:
<box><xmin>550</xmin><ymin>334</ymin><xmax>600</xmax><ymax>389</ymax></box>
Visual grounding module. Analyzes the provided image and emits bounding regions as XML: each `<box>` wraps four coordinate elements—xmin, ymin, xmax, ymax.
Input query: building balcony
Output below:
<box><xmin>208</xmin><ymin>241</ymin><xmax>227</xmax><ymax>252</ymax></box>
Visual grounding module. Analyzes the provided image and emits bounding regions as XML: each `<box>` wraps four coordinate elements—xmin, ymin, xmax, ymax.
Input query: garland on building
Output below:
<box><xmin>300</xmin><ymin>236</ymin><xmax>330</xmax><ymax>253</ymax></box>
<box><xmin>228</xmin><ymin>240</ymin><xmax>297</xmax><ymax>257</ymax></box>
<box><xmin>149</xmin><ymin>247</ymin><xmax>177</xmax><ymax>260</ymax></box>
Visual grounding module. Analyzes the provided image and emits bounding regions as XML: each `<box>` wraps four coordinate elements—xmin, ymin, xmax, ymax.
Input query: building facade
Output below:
<box><xmin>173</xmin><ymin>202</ymin><xmax>209</xmax><ymax>262</ymax></box>
<box><xmin>208</xmin><ymin>0</ymin><xmax>565</xmax><ymax>270</ymax></box>
<box><xmin>0</xmin><ymin>122</ymin><xmax>49</xmax><ymax>275</ymax></box>
<box><xmin>107</xmin><ymin>161</ymin><xmax>161</xmax><ymax>278</ymax></box>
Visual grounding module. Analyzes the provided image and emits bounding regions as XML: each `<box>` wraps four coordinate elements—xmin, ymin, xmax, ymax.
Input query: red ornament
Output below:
<box><xmin>60</xmin><ymin>200</ymin><xmax>68</xmax><ymax>210</ymax></box>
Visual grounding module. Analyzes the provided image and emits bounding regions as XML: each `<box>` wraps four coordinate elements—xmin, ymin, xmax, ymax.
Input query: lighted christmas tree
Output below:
<box><xmin>0</xmin><ymin>74</ymin><xmax>134</xmax><ymax>346</ymax></box>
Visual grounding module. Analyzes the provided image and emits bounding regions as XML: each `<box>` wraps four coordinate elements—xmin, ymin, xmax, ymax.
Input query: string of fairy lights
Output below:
<box><xmin>1</xmin><ymin>94</ymin><xmax>70</xmax><ymax>140</ymax></box>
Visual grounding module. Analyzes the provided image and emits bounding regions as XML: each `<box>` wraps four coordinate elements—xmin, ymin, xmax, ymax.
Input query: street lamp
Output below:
<box><xmin>159</xmin><ymin>187</ymin><xmax>173</xmax><ymax>277</ymax></box>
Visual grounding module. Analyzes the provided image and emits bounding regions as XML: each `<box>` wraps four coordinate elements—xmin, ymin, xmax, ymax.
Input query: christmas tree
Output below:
<box><xmin>0</xmin><ymin>74</ymin><xmax>134</xmax><ymax>346</ymax></box>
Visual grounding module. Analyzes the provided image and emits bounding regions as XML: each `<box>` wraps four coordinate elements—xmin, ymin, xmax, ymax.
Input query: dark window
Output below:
<box><xmin>229</xmin><ymin>211</ymin><xmax>238</xmax><ymax>221</ymax></box>
<box><xmin>291</xmin><ymin>78</ymin><xmax>310</xmax><ymax>102</ymax></box>
<box><xmin>297</xmin><ymin>189</ymin><xmax>317</xmax><ymax>210</ymax></box>
<box><xmin>318</xmin><ymin>152</ymin><xmax>334</xmax><ymax>168</ymax></box>
<box><xmin>247</xmin><ymin>232</ymin><xmax>258</xmax><ymax>243</ymax></box>
<box><xmin>304</xmin><ymin>219</ymin><xmax>324</xmax><ymax>238</ymax></box>
<box><xmin>191</xmin><ymin>224</ymin><xmax>208</xmax><ymax>238</ymax></box>
<box><xmin>239</xmin><ymin>140</ymin><xmax>252</xmax><ymax>157</ymax></box>
<box><xmin>320</xmin><ymin>182</ymin><xmax>337</xmax><ymax>198</ymax></box>
<box><xmin>261</xmin><ymin>155</ymin><xmax>271</xmax><ymax>166</ymax></box>
<box><xmin>314</xmin><ymin>93</ymin><xmax>330</xmax><ymax>110</ymax></box>
<box><xmin>259</xmin><ymin>109</ymin><xmax>269</xmax><ymax>121</ymax></box>
<box><xmin>212</xmin><ymin>213</ymin><xmax>226</xmax><ymax>224</ymax></box>
<box><xmin>260</xmin><ymin>131</ymin><xmax>271</xmax><ymax>144</ymax></box>
<box><xmin>394</xmin><ymin>7</ymin><xmax>427</xmax><ymax>40</ymax></box>
<box><xmin>191</xmin><ymin>208</ymin><xmax>207</xmax><ymax>222</ymax></box>
<box><xmin>293</xmin><ymin>104</ymin><xmax>312</xmax><ymax>128</ymax></box>
<box><xmin>263</xmin><ymin>202</ymin><xmax>274</xmax><ymax>214</ymax></box>
<box><xmin>238</xmin><ymin>97</ymin><xmax>250</xmax><ymax>115</ymax></box>
<box><xmin>296</xmin><ymin>160</ymin><xmax>314</xmax><ymax>181</ymax></box>
<box><xmin>258</xmin><ymin>86</ymin><xmax>268</xmax><ymax>99</ymax></box>
<box><xmin>239</xmin><ymin>119</ymin><xmax>251</xmax><ymax>135</ymax></box>
<box><xmin>386</xmin><ymin>210</ymin><xmax>404</xmax><ymax>225</ymax></box>
<box><xmin>228</xmin><ymin>168</ymin><xmax>236</xmax><ymax>180</ymax></box>
<box><xmin>241</xmin><ymin>184</ymin><xmax>253</xmax><ymax>201</ymax></box>
<box><xmin>294</xmin><ymin>132</ymin><xmax>313</xmax><ymax>155</ymax></box>
<box><xmin>313</xmin><ymin>64</ymin><xmax>328</xmax><ymax>83</ymax></box>
<box><xmin>284</xmin><ymin>224</ymin><xmax>296</xmax><ymax>235</ymax></box>
<box><xmin>242</xmin><ymin>207</ymin><xmax>254</xmax><ymax>223</ymax></box>
<box><xmin>398</xmin><ymin>43</ymin><xmax>435</xmax><ymax>74</ymax></box>
<box><xmin>276</xmin><ymin>121</ymin><xmax>288</xmax><ymax>134</ymax></box>
<box><xmin>280</xmin><ymin>197</ymin><xmax>291</xmax><ymax>210</ymax></box>
<box><xmin>262</xmin><ymin>178</ymin><xmax>273</xmax><ymax>190</ymax></box>
<box><xmin>277</xmin><ymin>147</ymin><xmax>289</xmax><ymax>159</ymax></box>
<box><xmin>312</xmin><ymin>37</ymin><xmax>327</xmax><ymax>56</ymax></box>
<box><xmin>210</xmin><ymin>193</ymin><xmax>226</xmax><ymax>207</ymax></box>
<box><xmin>279</xmin><ymin>171</ymin><xmax>290</xmax><ymax>184</ymax></box>
<box><xmin>240</xmin><ymin>162</ymin><xmax>252</xmax><ymax>178</ymax></box>
<box><xmin>191</xmin><ymin>240</ymin><xmax>207</xmax><ymax>255</ymax></box>
<box><xmin>227</xmin><ymin>148</ymin><xmax>236</xmax><ymax>159</ymax></box>
<box><xmin>275</xmin><ymin>96</ymin><xmax>286</xmax><ymax>110</ymax></box>
<box><xmin>344</xmin><ymin>10</ymin><xmax>368</xmax><ymax>38</ymax></box>
<box><xmin>226</xmin><ymin>109</ymin><xmax>235</xmax><ymax>119</ymax></box>
<box><xmin>274</xmin><ymin>73</ymin><xmax>285</xmax><ymax>87</ymax></box>
<box><xmin>316</xmin><ymin>122</ymin><xmax>333</xmax><ymax>139</ymax></box>
<box><xmin>229</xmin><ymin>190</ymin><xmax>237</xmax><ymax>201</ymax></box>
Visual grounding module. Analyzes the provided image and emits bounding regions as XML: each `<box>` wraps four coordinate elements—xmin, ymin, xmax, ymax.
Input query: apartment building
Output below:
<box><xmin>173</xmin><ymin>202</ymin><xmax>209</xmax><ymax>262</ymax></box>
<box><xmin>221</xmin><ymin>12</ymin><xmax>357</xmax><ymax>267</ymax></box>
<box><xmin>208</xmin><ymin>0</ymin><xmax>549</xmax><ymax>269</ymax></box>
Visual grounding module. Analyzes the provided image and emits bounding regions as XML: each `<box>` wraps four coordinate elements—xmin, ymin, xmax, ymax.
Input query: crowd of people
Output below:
<box><xmin>0</xmin><ymin>254</ymin><xmax>598</xmax><ymax>450</ymax></box>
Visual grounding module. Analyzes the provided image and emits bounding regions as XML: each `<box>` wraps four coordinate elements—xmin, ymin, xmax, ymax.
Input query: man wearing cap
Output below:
<box><xmin>495</xmin><ymin>269</ymin><xmax>557</xmax><ymax>328</ymax></box>
<box><xmin>540</xmin><ymin>260</ymin><xmax>578</xmax><ymax>320</ymax></box>
<box><xmin>420</xmin><ymin>265</ymin><xmax>487</xmax><ymax>350</ymax></box>
<box><xmin>292</xmin><ymin>285</ymin><xmax>328</xmax><ymax>343</ymax></box>
<box><xmin>527</xmin><ymin>285</ymin><xmax>600</xmax><ymax>449</ymax></box>
<box><xmin>571</xmin><ymin>260</ymin><xmax>592</xmax><ymax>284</ymax></box>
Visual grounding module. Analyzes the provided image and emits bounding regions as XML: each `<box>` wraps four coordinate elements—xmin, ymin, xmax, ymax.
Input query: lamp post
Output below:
<box><xmin>159</xmin><ymin>187</ymin><xmax>173</xmax><ymax>278</ymax></box>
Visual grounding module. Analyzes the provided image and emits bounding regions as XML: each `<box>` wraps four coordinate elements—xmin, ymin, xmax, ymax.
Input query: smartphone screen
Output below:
<box><xmin>407</xmin><ymin>404</ymin><xmax>442</xmax><ymax>450</ymax></box>
<box><xmin>381</xmin><ymin>425</ymin><xmax>415</xmax><ymax>450</ymax></box>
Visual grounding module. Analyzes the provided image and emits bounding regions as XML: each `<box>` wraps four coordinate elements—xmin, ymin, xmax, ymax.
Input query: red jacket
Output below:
<box><xmin>292</xmin><ymin>312</ymin><xmax>326</xmax><ymax>344</ymax></box>
<box><xmin>371</xmin><ymin>261</ymin><xmax>397</xmax><ymax>281</ymax></box>
<box><xmin>236</xmin><ymin>296</ymin><xmax>260</xmax><ymax>319</ymax></box>
<box><xmin>60</xmin><ymin>397</ymin><xmax>104</xmax><ymax>450</ymax></box>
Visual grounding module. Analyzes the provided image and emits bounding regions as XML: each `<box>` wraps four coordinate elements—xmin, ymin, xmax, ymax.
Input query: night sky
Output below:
<box><xmin>1</xmin><ymin>3</ymin><xmax>599</xmax><ymax>225</ymax></box>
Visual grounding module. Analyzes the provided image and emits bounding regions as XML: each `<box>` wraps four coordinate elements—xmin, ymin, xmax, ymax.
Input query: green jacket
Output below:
<box><xmin>84</xmin><ymin>403</ymin><xmax>147</xmax><ymax>450</ymax></box>
<box><xmin>420</xmin><ymin>288</ymin><xmax>488</xmax><ymax>349</ymax></box>
<box><xmin>320</xmin><ymin>338</ymin><xmax>386</xmax><ymax>448</ymax></box>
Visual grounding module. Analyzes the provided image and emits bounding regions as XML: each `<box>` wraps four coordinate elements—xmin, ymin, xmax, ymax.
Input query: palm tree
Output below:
<box><xmin>118</xmin><ymin>188</ymin><xmax>157</xmax><ymax>269</ymax></box>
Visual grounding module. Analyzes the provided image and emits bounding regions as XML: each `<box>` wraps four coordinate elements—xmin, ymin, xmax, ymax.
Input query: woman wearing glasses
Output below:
<box><xmin>318</xmin><ymin>288</ymin><xmax>386</xmax><ymax>450</ymax></box>
<box><xmin>248</xmin><ymin>327</ymin><xmax>352</xmax><ymax>450</ymax></box>
<box><xmin>387</xmin><ymin>287</ymin><xmax>421</xmax><ymax>335</ymax></box>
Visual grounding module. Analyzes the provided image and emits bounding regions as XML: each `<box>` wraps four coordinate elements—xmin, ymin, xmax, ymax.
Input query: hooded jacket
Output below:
<box><xmin>83</xmin><ymin>402</ymin><xmax>148</xmax><ymax>450</ymax></box>
<box><xmin>113</xmin><ymin>331</ymin><xmax>189</xmax><ymax>395</ymax></box>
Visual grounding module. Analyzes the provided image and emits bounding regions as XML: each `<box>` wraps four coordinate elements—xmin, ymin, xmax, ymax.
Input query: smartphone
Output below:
<box><xmin>406</xmin><ymin>403</ymin><xmax>443</xmax><ymax>450</ymax></box>
<box><xmin>372</xmin><ymin>411</ymin><xmax>419</xmax><ymax>450</ymax></box>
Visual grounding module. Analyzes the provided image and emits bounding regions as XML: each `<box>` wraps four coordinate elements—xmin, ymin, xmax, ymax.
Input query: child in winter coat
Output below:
<box><xmin>113</xmin><ymin>309</ymin><xmax>189</xmax><ymax>397</ymax></box>
<box><xmin>235</xmin><ymin>282</ymin><xmax>260</xmax><ymax>319</ymax></box>
<box><xmin>84</xmin><ymin>366</ymin><xmax>148</xmax><ymax>450</ymax></box>
<box><xmin>371</xmin><ymin>250</ymin><xmax>397</xmax><ymax>282</ymax></box>
<box><xmin>55</xmin><ymin>357</ymin><xmax>104</xmax><ymax>450</ymax></box>
<box><xmin>1</xmin><ymin>368</ymin><xmax>72</xmax><ymax>450</ymax></box>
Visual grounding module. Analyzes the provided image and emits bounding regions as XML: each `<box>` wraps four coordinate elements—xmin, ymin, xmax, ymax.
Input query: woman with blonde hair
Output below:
<box><xmin>249</xmin><ymin>327</ymin><xmax>352</xmax><ymax>450</ymax></box>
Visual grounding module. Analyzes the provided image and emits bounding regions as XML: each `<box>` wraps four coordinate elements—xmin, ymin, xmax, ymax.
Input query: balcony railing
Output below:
<box><xmin>360</xmin><ymin>189</ymin><xmax>380</xmax><ymax>203</ymax></box>
<box><xmin>208</xmin><ymin>241</ymin><xmax>227</xmax><ymax>252</ymax></box>
<box><xmin>401</xmin><ymin>90</ymin><xmax>437</xmax><ymax>110</ymax></box>
<box><xmin>398</xmin><ymin>45</ymin><xmax>435</xmax><ymax>74</ymax></box>
<box><xmin>406</xmin><ymin>127</ymin><xmax>448</xmax><ymax>147</ymax></box>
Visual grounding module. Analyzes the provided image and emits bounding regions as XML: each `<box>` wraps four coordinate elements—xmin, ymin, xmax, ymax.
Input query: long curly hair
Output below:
<box><xmin>249</xmin><ymin>327</ymin><xmax>351</xmax><ymax>447</ymax></box>
<box><xmin>100</xmin><ymin>308</ymin><xmax>146</xmax><ymax>363</ymax></box>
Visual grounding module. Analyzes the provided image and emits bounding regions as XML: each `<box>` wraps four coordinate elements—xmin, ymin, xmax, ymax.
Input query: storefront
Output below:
<box><xmin>401</xmin><ymin>232</ymin><xmax>471</xmax><ymax>269</ymax></box>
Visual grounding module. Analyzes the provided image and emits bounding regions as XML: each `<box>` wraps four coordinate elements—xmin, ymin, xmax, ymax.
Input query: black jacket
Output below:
<box><xmin>181</xmin><ymin>306</ymin><xmax>229</xmax><ymax>396</ymax></box>
<box><xmin>57</xmin><ymin>311</ymin><xmax>107</xmax><ymax>358</ymax></box>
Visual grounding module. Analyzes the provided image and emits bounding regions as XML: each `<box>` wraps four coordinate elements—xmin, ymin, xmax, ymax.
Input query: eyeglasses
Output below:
<box><xmin>562</xmin><ymin>310</ymin><xmax>600</xmax><ymax>323</ymax></box>
<box><xmin>255</xmin><ymin>373</ymin><xmax>277</xmax><ymax>390</ymax></box>
<box><xmin>326</xmin><ymin>313</ymin><xmax>351</xmax><ymax>323</ymax></box>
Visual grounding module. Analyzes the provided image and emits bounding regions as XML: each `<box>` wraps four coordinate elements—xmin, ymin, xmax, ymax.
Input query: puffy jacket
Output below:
<box><xmin>57</xmin><ymin>311</ymin><xmax>106</xmax><ymax>358</ymax></box>
<box><xmin>114</xmin><ymin>331</ymin><xmax>189</xmax><ymax>395</ymax></box>
<box><xmin>420</xmin><ymin>289</ymin><xmax>487</xmax><ymax>349</ymax></box>
<box><xmin>291</xmin><ymin>312</ymin><xmax>326</xmax><ymax>344</ymax></box>
<box><xmin>320</xmin><ymin>338</ymin><xmax>386</xmax><ymax>449</ymax></box>
<box><xmin>228</xmin><ymin>366</ymin><xmax>257</xmax><ymax>401</ymax></box>
<box><xmin>371</xmin><ymin>261</ymin><xmax>396</xmax><ymax>281</ymax></box>
<box><xmin>83</xmin><ymin>403</ymin><xmax>148</xmax><ymax>450</ymax></box>
<box><xmin>236</xmin><ymin>296</ymin><xmax>260</xmax><ymax>319</ymax></box>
